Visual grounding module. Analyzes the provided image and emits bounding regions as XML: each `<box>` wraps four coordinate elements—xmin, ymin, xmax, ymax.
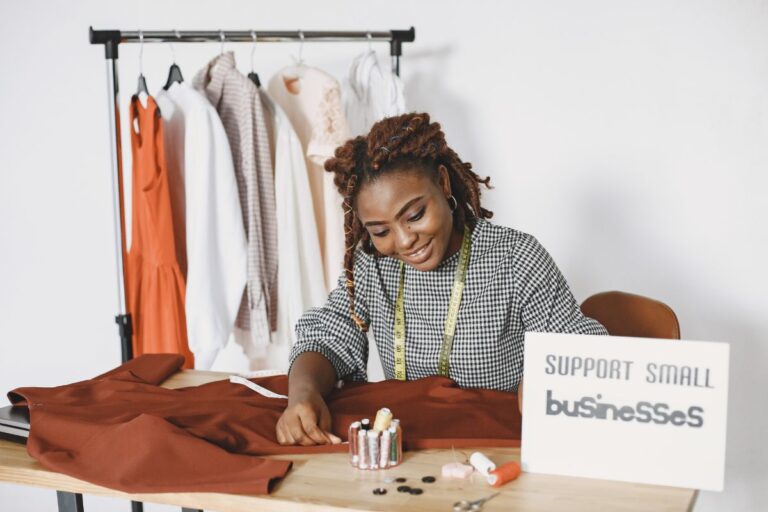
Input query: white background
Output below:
<box><xmin>1</xmin><ymin>0</ymin><xmax>766</xmax><ymax>510</ymax></box>
<box><xmin>521</xmin><ymin>333</ymin><xmax>729</xmax><ymax>491</ymax></box>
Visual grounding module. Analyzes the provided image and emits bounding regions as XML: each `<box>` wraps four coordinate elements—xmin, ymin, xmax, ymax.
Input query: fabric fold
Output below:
<box><xmin>8</xmin><ymin>354</ymin><xmax>521</xmax><ymax>495</ymax></box>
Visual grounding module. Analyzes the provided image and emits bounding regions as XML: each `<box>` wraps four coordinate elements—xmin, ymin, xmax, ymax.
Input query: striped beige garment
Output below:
<box><xmin>193</xmin><ymin>52</ymin><xmax>278</xmax><ymax>345</ymax></box>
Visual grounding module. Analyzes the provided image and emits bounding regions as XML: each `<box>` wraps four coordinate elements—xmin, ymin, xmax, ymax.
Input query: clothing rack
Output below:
<box><xmin>88</xmin><ymin>26</ymin><xmax>416</xmax><ymax>366</ymax></box>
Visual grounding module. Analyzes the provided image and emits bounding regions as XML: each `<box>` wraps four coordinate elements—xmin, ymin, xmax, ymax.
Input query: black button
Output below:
<box><xmin>409</xmin><ymin>488</ymin><xmax>424</xmax><ymax>495</ymax></box>
<box><xmin>421</xmin><ymin>476</ymin><xmax>436</xmax><ymax>483</ymax></box>
<box><xmin>395</xmin><ymin>477</ymin><xmax>407</xmax><ymax>483</ymax></box>
<box><xmin>372</xmin><ymin>488</ymin><xmax>387</xmax><ymax>495</ymax></box>
<box><xmin>397</xmin><ymin>485</ymin><xmax>411</xmax><ymax>493</ymax></box>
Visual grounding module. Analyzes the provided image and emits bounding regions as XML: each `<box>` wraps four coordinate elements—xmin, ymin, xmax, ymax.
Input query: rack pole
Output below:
<box><xmin>101</xmin><ymin>39</ymin><xmax>133</xmax><ymax>364</ymax></box>
<box><xmin>89</xmin><ymin>27</ymin><xmax>415</xmax><ymax>77</ymax></box>
<box><xmin>89</xmin><ymin>27</ymin><xmax>414</xmax><ymax>44</ymax></box>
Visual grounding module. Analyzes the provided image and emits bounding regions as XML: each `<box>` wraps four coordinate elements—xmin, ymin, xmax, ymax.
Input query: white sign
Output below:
<box><xmin>521</xmin><ymin>332</ymin><xmax>729</xmax><ymax>491</ymax></box>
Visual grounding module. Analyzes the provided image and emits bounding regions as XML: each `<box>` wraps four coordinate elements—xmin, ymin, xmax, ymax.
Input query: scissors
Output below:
<box><xmin>452</xmin><ymin>492</ymin><xmax>500</xmax><ymax>511</ymax></box>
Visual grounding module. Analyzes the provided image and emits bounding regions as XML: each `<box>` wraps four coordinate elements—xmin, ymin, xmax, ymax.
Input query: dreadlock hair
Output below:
<box><xmin>324</xmin><ymin>112</ymin><xmax>493</xmax><ymax>332</ymax></box>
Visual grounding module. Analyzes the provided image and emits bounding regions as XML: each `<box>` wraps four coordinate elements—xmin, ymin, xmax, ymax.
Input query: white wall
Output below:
<box><xmin>1</xmin><ymin>0</ymin><xmax>766</xmax><ymax>510</ymax></box>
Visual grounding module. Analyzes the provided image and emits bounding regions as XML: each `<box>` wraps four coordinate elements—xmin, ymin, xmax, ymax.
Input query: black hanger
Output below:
<box><xmin>248</xmin><ymin>71</ymin><xmax>261</xmax><ymax>87</ymax></box>
<box><xmin>163</xmin><ymin>63</ymin><xmax>184</xmax><ymax>90</ymax></box>
<box><xmin>136</xmin><ymin>73</ymin><xmax>149</xmax><ymax>96</ymax></box>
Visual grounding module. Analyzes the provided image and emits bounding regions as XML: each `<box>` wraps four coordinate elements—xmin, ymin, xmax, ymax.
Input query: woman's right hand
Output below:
<box><xmin>276</xmin><ymin>390</ymin><xmax>342</xmax><ymax>446</ymax></box>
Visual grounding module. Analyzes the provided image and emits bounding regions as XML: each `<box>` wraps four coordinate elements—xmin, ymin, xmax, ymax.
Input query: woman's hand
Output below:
<box><xmin>276</xmin><ymin>390</ymin><xmax>342</xmax><ymax>446</ymax></box>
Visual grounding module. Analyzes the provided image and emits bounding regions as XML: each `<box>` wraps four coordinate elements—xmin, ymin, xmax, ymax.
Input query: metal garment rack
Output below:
<box><xmin>88</xmin><ymin>26</ymin><xmax>415</xmax><ymax>365</ymax></box>
<box><xmin>76</xmin><ymin>26</ymin><xmax>415</xmax><ymax>512</ymax></box>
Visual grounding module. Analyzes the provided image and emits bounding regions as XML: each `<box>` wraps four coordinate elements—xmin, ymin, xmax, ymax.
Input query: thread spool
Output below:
<box><xmin>357</xmin><ymin>429</ymin><xmax>369</xmax><ymax>469</ymax></box>
<box><xmin>348</xmin><ymin>421</ymin><xmax>360</xmax><ymax>467</ymax></box>
<box><xmin>373</xmin><ymin>408</ymin><xmax>393</xmax><ymax>431</ymax></box>
<box><xmin>391</xmin><ymin>419</ymin><xmax>402</xmax><ymax>465</ymax></box>
<box><xmin>469</xmin><ymin>452</ymin><xmax>496</xmax><ymax>476</ymax></box>
<box><xmin>367</xmin><ymin>430</ymin><xmax>380</xmax><ymax>470</ymax></box>
<box><xmin>387</xmin><ymin>425</ymin><xmax>398</xmax><ymax>465</ymax></box>
<box><xmin>486</xmin><ymin>461</ymin><xmax>521</xmax><ymax>487</ymax></box>
<box><xmin>379</xmin><ymin>429</ymin><xmax>391</xmax><ymax>468</ymax></box>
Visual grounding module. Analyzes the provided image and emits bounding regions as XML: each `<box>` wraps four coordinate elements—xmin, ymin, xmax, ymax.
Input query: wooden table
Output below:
<box><xmin>0</xmin><ymin>370</ymin><xmax>698</xmax><ymax>512</ymax></box>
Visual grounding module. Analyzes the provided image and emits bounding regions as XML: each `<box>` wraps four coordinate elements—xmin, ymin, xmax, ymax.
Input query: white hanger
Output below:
<box><xmin>250</xmin><ymin>30</ymin><xmax>258</xmax><ymax>73</ymax></box>
<box><xmin>295</xmin><ymin>30</ymin><xmax>305</xmax><ymax>66</ymax></box>
<box><xmin>169</xmin><ymin>29</ymin><xmax>178</xmax><ymax>63</ymax></box>
<box><xmin>284</xmin><ymin>30</ymin><xmax>306</xmax><ymax>82</ymax></box>
<box><xmin>247</xmin><ymin>30</ymin><xmax>261</xmax><ymax>86</ymax></box>
<box><xmin>136</xmin><ymin>30</ymin><xmax>149</xmax><ymax>108</ymax></box>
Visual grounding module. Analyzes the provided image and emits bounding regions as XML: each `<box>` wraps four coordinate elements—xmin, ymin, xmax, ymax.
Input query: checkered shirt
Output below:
<box><xmin>289</xmin><ymin>219</ymin><xmax>608</xmax><ymax>391</ymax></box>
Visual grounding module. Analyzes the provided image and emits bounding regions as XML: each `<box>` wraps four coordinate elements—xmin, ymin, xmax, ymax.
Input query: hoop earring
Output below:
<box><xmin>447</xmin><ymin>195</ymin><xmax>458</xmax><ymax>211</ymax></box>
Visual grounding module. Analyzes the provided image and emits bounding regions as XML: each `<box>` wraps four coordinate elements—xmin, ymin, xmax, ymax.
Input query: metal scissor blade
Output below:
<box><xmin>452</xmin><ymin>492</ymin><xmax>500</xmax><ymax>511</ymax></box>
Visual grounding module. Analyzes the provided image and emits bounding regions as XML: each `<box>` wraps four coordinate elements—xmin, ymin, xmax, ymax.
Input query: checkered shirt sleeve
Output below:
<box><xmin>289</xmin><ymin>254</ymin><xmax>372</xmax><ymax>381</ymax></box>
<box><xmin>515</xmin><ymin>233</ymin><xmax>607</xmax><ymax>335</ymax></box>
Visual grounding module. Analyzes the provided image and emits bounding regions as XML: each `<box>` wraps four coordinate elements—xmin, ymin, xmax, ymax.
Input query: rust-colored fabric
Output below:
<box><xmin>8</xmin><ymin>354</ymin><xmax>521</xmax><ymax>494</ymax></box>
<box><xmin>126</xmin><ymin>96</ymin><xmax>194</xmax><ymax>368</ymax></box>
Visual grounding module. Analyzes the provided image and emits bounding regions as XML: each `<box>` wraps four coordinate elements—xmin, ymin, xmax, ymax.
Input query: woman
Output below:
<box><xmin>276</xmin><ymin>113</ymin><xmax>607</xmax><ymax>446</ymax></box>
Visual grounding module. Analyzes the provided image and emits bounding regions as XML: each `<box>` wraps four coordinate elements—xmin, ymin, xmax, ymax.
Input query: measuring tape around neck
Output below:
<box><xmin>393</xmin><ymin>224</ymin><xmax>472</xmax><ymax>380</ymax></box>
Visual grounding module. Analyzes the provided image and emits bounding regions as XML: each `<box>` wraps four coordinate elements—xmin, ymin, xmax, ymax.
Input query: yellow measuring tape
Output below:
<box><xmin>394</xmin><ymin>224</ymin><xmax>472</xmax><ymax>380</ymax></box>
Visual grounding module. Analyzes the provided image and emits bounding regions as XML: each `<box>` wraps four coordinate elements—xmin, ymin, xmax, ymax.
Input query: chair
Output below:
<box><xmin>580</xmin><ymin>291</ymin><xmax>680</xmax><ymax>340</ymax></box>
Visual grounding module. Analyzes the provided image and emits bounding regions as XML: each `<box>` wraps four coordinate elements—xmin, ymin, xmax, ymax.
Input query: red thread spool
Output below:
<box><xmin>486</xmin><ymin>461</ymin><xmax>521</xmax><ymax>487</ymax></box>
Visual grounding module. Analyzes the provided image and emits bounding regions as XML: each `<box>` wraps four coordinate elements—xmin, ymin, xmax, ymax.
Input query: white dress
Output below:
<box><xmin>267</xmin><ymin>66</ymin><xmax>350</xmax><ymax>293</ymax></box>
<box><xmin>343</xmin><ymin>50</ymin><xmax>407</xmax><ymax>137</ymax></box>
<box><xmin>260</xmin><ymin>88</ymin><xmax>327</xmax><ymax>347</ymax></box>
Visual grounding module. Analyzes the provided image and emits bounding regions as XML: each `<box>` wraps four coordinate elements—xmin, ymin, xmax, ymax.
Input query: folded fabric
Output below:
<box><xmin>8</xmin><ymin>354</ymin><xmax>521</xmax><ymax>495</ymax></box>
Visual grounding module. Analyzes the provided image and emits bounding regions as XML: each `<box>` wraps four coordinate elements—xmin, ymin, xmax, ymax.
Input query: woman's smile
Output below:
<box><xmin>401</xmin><ymin>238</ymin><xmax>433</xmax><ymax>264</ymax></box>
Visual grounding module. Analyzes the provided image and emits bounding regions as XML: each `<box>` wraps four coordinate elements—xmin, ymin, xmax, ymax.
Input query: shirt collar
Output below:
<box><xmin>198</xmin><ymin>51</ymin><xmax>237</xmax><ymax>106</ymax></box>
<box><xmin>469</xmin><ymin>218</ymin><xmax>494</xmax><ymax>258</ymax></box>
<box><xmin>433</xmin><ymin>218</ymin><xmax>493</xmax><ymax>270</ymax></box>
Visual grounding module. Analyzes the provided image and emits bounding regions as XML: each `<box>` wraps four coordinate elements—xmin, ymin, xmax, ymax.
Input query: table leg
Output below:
<box><xmin>56</xmin><ymin>491</ymin><xmax>83</xmax><ymax>512</ymax></box>
<box><xmin>131</xmin><ymin>501</ymin><xmax>143</xmax><ymax>512</ymax></box>
<box><xmin>181</xmin><ymin>509</ymin><xmax>203</xmax><ymax>512</ymax></box>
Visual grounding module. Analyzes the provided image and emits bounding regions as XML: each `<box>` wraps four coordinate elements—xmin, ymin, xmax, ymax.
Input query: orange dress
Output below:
<box><xmin>126</xmin><ymin>95</ymin><xmax>194</xmax><ymax>368</ymax></box>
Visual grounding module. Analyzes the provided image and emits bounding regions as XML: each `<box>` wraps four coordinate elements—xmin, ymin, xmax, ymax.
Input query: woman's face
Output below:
<box><xmin>355</xmin><ymin>165</ymin><xmax>459</xmax><ymax>272</ymax></box>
